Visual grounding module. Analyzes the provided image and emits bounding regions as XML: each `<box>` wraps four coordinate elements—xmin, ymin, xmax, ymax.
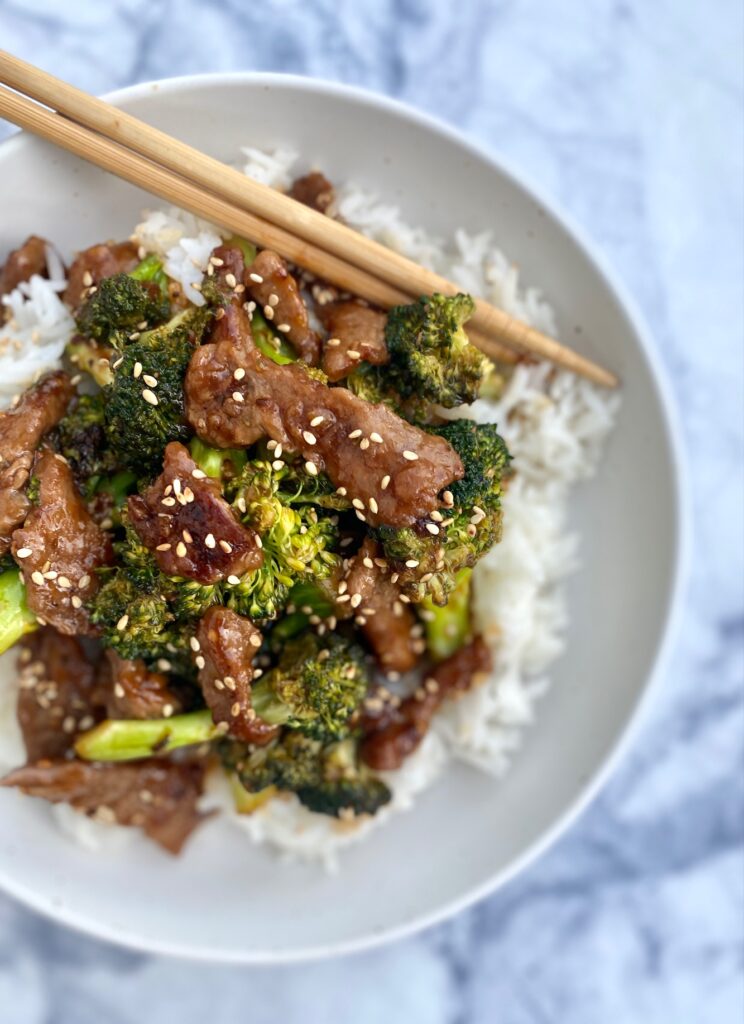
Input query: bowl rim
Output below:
<box><xmin>0</xmin><ymin>70</ymin><xmax>689</xmax><ymax>964</ymax></box>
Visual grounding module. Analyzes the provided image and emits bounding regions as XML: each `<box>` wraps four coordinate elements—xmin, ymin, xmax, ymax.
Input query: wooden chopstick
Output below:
<box><xmin>0</xmin><ymin>53</ymin><xmax>618</xmax><ymax>387</ymax></box>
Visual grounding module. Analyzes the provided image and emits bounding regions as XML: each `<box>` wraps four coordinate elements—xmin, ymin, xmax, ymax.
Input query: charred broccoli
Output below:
<box><xmin>250</xmin><ymin>633</ymin><xmax>368</xmax><ymax>740</ymax></box>
<box><xmin>103</xmin><ymin>306</ymin><xmax>211</xmax><ymax>472</ymax></box>
<box><xmin>223</xmin><ymin>732</ymin><xmax>391</xmax><ymax>819</ymax></box>
<box><xmin>51</xmin><ymin>393</ymin><xmax>121</xmax><ymax>494</ymax></box>
<box><xmin>75</xmin><ymin>272</ymin><xmax>170</xmax><ymax>348</ymax></box>
<box><xmin>379</xmin><ymin>420</ymin><xmax>511</xmax><ymax>604</ymax></box>
<box><xmin>384</xmin><ymin>293</ymin><xmax>486</xmax><ymax>408</ymax></box>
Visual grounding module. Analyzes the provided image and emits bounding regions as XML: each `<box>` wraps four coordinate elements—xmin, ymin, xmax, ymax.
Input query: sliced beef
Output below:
<box><xmin>0</xmin><ymin>371</ymin><xmax>74</xmax><ymax>556</ymax></box>
<box><xmin>186</xmin><ymin>248</ymin><xmax>463</xmax><ymax>528</ymax></box>
<box><xmin>245</xmin><ymin>249</ymin><xmax>321</xmax><ymax>365</ymax></box>
<box><xmin>0</xmin><ymin>758</ymin><xmax>205</xmax><ymax>854</ymax></box>
<box><xmin>196</xmin><ymin>606</ymin><xmax>278</xmax><ymax>744</ymax></box>
<box><xmin>339</xmin><ymin>538</ymin><xmax>420</xmax><ymax>674</ymax></box>
<box><xmin>318</xmin><ymin>301</ymin><xmax>388</xmax><ymax>382</ymax></box>
<box><xmin>127</xmin><ymin>441</ymin><xmax>263</xmax><ymax>586</ymax></box>
<box><xmin>101</xmin><ymin>650</ymin><xmax>184</xmax><ymax>720</ymax></box>
<box><xmin>288</xmin><ymin>171</ymin><xmax>335</xmax><ymax>214</ymax></box>
<box><xmin>16</xmin><ymin>628</ymin><xmax>103</xmax><ymax>762</ymax></box>
<box><xmin>361</xmin><ymin>636</ymin><xmax>493</xmax><ymax>770</ymax></box>
<box><xmin>11</xmin><ymin>448</ymin><xmax>112</xmax><ymax>634</ymax></box>
<box><xmin>1</xmin><ymin>235</ymin><xmax>50</xmax><ymax>297</ymax></box>
<box><xmin>63</xmin><ymin>240</ymin><xmax>139</xmax><ymax>310</ymax></box>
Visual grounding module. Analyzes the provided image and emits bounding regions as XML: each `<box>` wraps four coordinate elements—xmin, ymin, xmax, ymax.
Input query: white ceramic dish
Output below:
<box><xmin>0</xmin><ymin>74</ymin><xmax>686</xmax><ymax>962</ymax></box>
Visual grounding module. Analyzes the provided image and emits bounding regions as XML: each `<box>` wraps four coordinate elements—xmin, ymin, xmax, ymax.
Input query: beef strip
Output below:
<box><xmin>360</xmin><ymin>636</ymin><xmax>493</xmax><ymax>770</ymax></box>
<box><xmin>195</xmin><ymin>606</ymin><xmax>278</xmax><ymax>744</ymax></box>
<box><xmin>1</xmin><ymin>235</ymin><xmax>50</xmax><ymax>297</ymax></box>
<box><xmin>317</xmin><ymin>301</ymin><xmax>389</xmax><ymax>382</ymax></box>
<box><xmin>0</xmin><ymin>758</ymin><xmax>206</xmax><ymax>854</ymax></box>
<box><xmin>339</xmin><ymin>538</ymin><xmax>421</xmax><ymax>674</ymax></box>
<box><xmin>185</xmin><ymin>247</ymin><xmax>463</xmax><ymax>528</ymax></box>
<box><xmin>128</xmin><ymin>441</ymin><xmax>263</xmax><ymax>585</ymax></box>
<box><xmin>288</xmin><ymin>171</ymin><xmax>335</xmax><ymax>214</ymax></box>
<box><xmin>101</xmin><ymin>650</ymin><xmax>184</xmax><ymax>720</ymax></box>
<box><xmin>63</xmin><ymin>240</ymin><xmax>139</xmax><ymax>310</ymax></box>
<box><xmin>16</xmin><ymin>628</ymin><xmax>103</xmax><ymax>762</ymax></box>
<box><xmin>11</xmin><ymin>448</ymin><xmax>113</xmax><ymax>634</ymax></box>
<box><xmin>0</xmin><ymin>371</ymin><xmax>74</xmax><ymax>556</ymax></box>
<box><xmin>244</xmin><ymin>249</ymin><xmax>321</xmax><ymax>364</ymax></box>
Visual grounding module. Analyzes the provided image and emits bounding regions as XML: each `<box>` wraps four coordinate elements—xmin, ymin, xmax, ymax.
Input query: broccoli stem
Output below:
<box><xmin>251</xmin><ymin>310</ymin><xmax>297</xmax><ymax>365</ymax></box>
<box><xmin>189</xmin><ymin>438</ymin><xmax>247</xmax><ymax>480</ymax></box>
<box><xmin>226</xmin><ymin>235</ymin><xmax>257</xmax><ymax>265</ymax></box>
<box><xmin>74</xmin><ymin>709</ymin><xmax>218</xmax><ymax>762</ymax></box>
<box><xmin>228</xmin><ymin>773</ymin><xmax>276</xmax><ymax>814</ymax></box>
<box><xmin>0</xmin><ymin>569</ymin><xmax>37</xmax><ymax>655</ymax></box>
<box><xmin>65</xmin><ymin>339</ymin><xmax>114</xmax><ymax>388</ymax></box>
<box><xmin>423</xmin><ymin>567</ymin><xmax>472</xmax><ymax>661</ymax></box>
<box><xmin>129</xmin><ymin>253</ymin><xmax>169</xmax><ymax>297</ymax></box>
<box><xmin>93</xmin><ymin>469</ymin><xmax>137</xmax><ymax>507</ymax></box>
<box><xmin>270</xmin><ymin>581</ymin><xmax>335</xmax><ymax>644</ymax></box>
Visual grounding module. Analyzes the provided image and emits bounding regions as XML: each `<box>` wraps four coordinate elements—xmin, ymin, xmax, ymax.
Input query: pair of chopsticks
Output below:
<box><xmin>0</xmin><ymin>51</ymin><xmax>617</xmax><ymax>388</ymax></box>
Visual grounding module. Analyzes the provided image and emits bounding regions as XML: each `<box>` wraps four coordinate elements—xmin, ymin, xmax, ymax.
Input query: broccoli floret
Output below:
<box><xmin>88</xmin><ymin>570</ymin><xmax>178</xmax><ymax>661</ymax></box>
<box><xmin>223</xmin><ymin>732</ymin><xmax>391</xmax><ymax>819</ymax></box>
<box><xmin>250</xmin><ymin>633</ymin><xmax>368</xmax><ymax>740</ymax></box>
<box><xmin>51</xmin><ymin>393</ymin><xmax>122</xmax><ymax>495</ymax></box>
<box><xmin>0</xmin><ymin>569</ymin><xmax>37</xmax><ymax>655</ymax></box>
<box><xmin>75</xmin><ymin>272</ymin><xmax>170</xmax><ymax>349</ymax></box>
<box><xmin>103</xmin><ymin>306</ymin><xmax>210</xmax><ymax>472</ymax></box>
<box><xmin>66</xmin><ymin>338</ymin><xmax>114</xmax><ymax>388</ymax></box>
<box><xmin>378</xmin><ymin>420</ymin><xmax>511</xmax><ymax>604</ymax></box>
<box><xmin>384</xmin><ymin>293</ymin><xmax>486</xmax><ymax>408</ymax></box>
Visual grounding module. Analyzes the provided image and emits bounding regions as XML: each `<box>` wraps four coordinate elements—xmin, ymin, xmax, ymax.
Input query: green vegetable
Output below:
<box><xmin>65</xmin><ymin>338</ymin><xmax>114</xmax><ymax>388</ymax></box>
<box><xmin>226</xmin><ymin>235</ymin><xmax>257</xmax><ymax>266</ymax></box>
<box><xmin>75</xmin><ymin>272</ymin><xmax>170</xmax><ymax>349</ymax></box>
<box><xmin>251</xmin><ymin>310</ymin><xmax>297</xmax><ymax>365</ymax></box>
<box><xmin>51</xmin><ymin>393</ymin><xmax>121</xmax><ymax>495</ymax></box>
<box><xmin>251</xmin><ymin>633</ymin><xmax>368</xmax><ymax>741</ymax></box>
<box><xmin>188</xmin><ymin>438</ymin><xmax>246</xmax><ymax>481</ymax></box>
<box><xmin>384</xmin><ymin>292</ymin><xmax>486</xmax><ymax>408</ymax></box>
<box><xmin>103</xmin><ymin>306</ymin><xmax>211</xmax><ymax>472</ymax></box>
<box><xmin>129</xmin><ymin>253</ymin><xmax>169</xmax><ymax>298</ymax></box>
<box><xmin>0</xmin><ymin>569</ymin><xmax>37</xmax><ymax>655</ymax></box>
<box><xmin>422</xmin><ymin>567</ymin><xmax>472</xmax><ymax>661</ymax></box>
<box><xmin>75</xmin><ymin>709</ymin><xmax>217</xmax><ymax>761</ymax></box>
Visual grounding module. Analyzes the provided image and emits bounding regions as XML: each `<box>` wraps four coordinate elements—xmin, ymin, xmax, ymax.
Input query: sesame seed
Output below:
<box><xmin>157</xmin><ymin>658</ymin><xmax>172</xmax><ymax>671</ymax></box>
<box><xmin>443</xmin><ymin>490</ymin><xmax>454</xmax><ymax>506</ymax></box>
<box><xmin>192</xmin><ymin>468</ymin><xmax>206</xmax><ymax>479</ymax></box>
<box><xmin>268</xmin><ymin>292</ymin><xmax>279</xmax><ymax>306</ymax></box>
<box><xmin>233</xmin><ymin>367</ymin><xmax>246</xmax><ymax>380</ymax></box>
<box><xmin>195</xmin><ymin>655</ymin><xmax>206</xmax><ymax>669</ymax></box>
<box><xmin>78</xmin><ymin>574</ymin><xmax>90</xmax><ymax>588</ymax></box>
<box><xmin>303</xmin><ymin>430</ymin><xmax>317</xmax><ymax>445</ymax></box>
<box><xmin>15</xmin><ymin>547</ymin><xmax>32</xmax><ymax>559</ymax></box>
<box><xmin>162</xmin><ymin>703</ymin><xmax>174</xmax><ymax>718</ymax></box>
<box><xmin>399</xmin><ymin>594</ymin><xmax>412</xmax><ymax>603</ymax></box>
<box><xmin>467</xmin><ymin>524</ymin><xmax>477</xmax><ymax>537</ymax></box>
<box><xmin>326</xmin><ymin>337</ymin><xmax>341</xmax><ymax>347</ymax></box>
<box><xmin>473</xmin><ymin>505</ymin><xmax>485</xmax><ymax>517</ymax></box>
<box><xmin>305</xmin><ymin>461</ymin><xmax>318</xmax><ymax>476</ymax></box>
<box><xmin>430</xmin><ymin>510</ymin><xmax>444</xmax><ymax>522</ymax></box>
<box><xmin>143</xmin><ymin>374</ymin><xmax>158</xmax><ymax>388</ymax></box>
<box><xmin>426</xmin><ymin>523</ymin><xmax>441</xmax><ymax>535</ymax></box>
<box><xmin>227</xmin><ymin>575</ymin><xmax>240</xmax><ymax>585</ymax></box>
<box><xmin>267</xmin><ymin>439</ymin><xmax>277</xmax><ymax>450</ymax></box>
<box><xmin>368</xmin><ymin>497</ymin><xmax>379</xmax><ymax>514</ymax></box>
<box><xmin>182</xmin><ymin>529</ymin><xmax>193</xmax><ymax>543</ymax></box>
<box><xmin>62</xmin><ymin>715</ymin><xmax>76</xmax><ymax>734</ymax></box>
<box><xmin>263</xmin><ymin>305</ymin><xmax>274</xmax><ymax>320</ymax></box>
<box><xmin>219</xmin><ymin>540</ymin><xmax>233</xmax><ymax>553</ymax></box>
<box><xmin>112</xmin><ymin>357</ymin><xmax>123</xmax><ymax>370</ymax></box>
<box><xmin>116</xmin><ymin>614</ymin><xmax>129</xmax><ymax>631</ymax></box>
<box><xmin>277</xmin><ymin>323</ymin><xmax>290</xmax><ymax>333</ymax></box>
<box><xmin>31</xmin><ymin>571</ymin><xmax>44</xmax><ymax>586</ymax></box>
<box><xmin>402</xmin><ymin>450</ymin><xmax>418</xmax><ymax>461</ymax></box>
<box><xmin>190</xmin><ymin>637</ymin><xmax>201</xmax><ymax>652</ymax></box>
<box><xmin>370</xmin><ymin>432</ymin><xmax>383</xmax><ymax>444</ymax></box>
<box><xmin>338</xmin><ymin>581</ymin><xmax>348</xmax><ymax>595</ymax></box>
<box><xmin>43</xmin><ymin>571</ymin><xmax>57</xmax><ymax>580</ymax></box>
<box><xmin>348</xmin><ymin>429</ymin><xmax>362</xmax><ymax>439</ymax></box>
<box><xmin>57</xmin><ymin>576</ymin><xmax>72</xmax><ymax>589</ymax></box>
<box><xmin>71</xmin><ymin>595</ymin><xmax>82</xmax><ymax>609</ymax></box>
<box><xmin>82</xmin><ymin>270</ymin><xmax>93</xmax><ymax>287</ymax></box>
<box><xmin>352</xmin><ymin>498</ymin><xmax>365</xmax><ymax>510</ymax></box>
<box><xmin>214</xmin><ymin>307</ymin><xmax>225</xmax><ymax>320</ymax></box>
<box><xmin>224</xmin><ymin>676</ymin><xmax>237</xmax><ymax>691</ymax></box>
<box><xmin>133</xmin><ymin>362</ymin><xmax>143</xmax><ymax>378</ymax></box>
<box><xmin>231</xmin><ymin>702</ymin><xmax>241</xmax><ymax>717</ymax></box>
<box><xmin>137</xmin><ymin>320</ymin><xmax>149</xmax><ymax>330</ymax></box>
<box><xmin>336</xmin><ymin>486</ymin><xmax>348</xmax><ymax>496</ymax></box>
<box><xmin>350</xmin><ymin>593</ymin><xmax>362</xmax><ymax>608</ymax></box>
<box><xmin>346</xmin><ymin>349</ymin><xmax>361</xmax><ymax>359</ymax></box>
<box><xmin>272</xmin><ymin>460</ymin><xmax>285</xmax><ymax>471</ymax></box>
<box><xmin>336</xmin><ymin>594</ymin><xmax>351</xmax><ymax>603</ymax></box>
<box><xmin>176</xmin><ymin>542</ymin><xmax>187</xmax><ymax>557</ymax></box>
<box><xmin>359</xmin><ymin>438</ymin><xmax>370</xmax><ymax>450</ymax></box>
<box><xmin>173</xmin><ymin>479</ymin><xmax>182</xmax><ymax>495</ymax></box>
<box><xmin>405</xmin><ymin>559</ymin><xmax>420</xmax><ymax>568</ymax></box>
<box><xmin>232</xmin><ymin>391</ymin><xmax>244</xmax><ymax>403</ymax></box>
<box><xmin>356</xmin><ymin>510</ymin><xmax>367</xmax><ymax>522</ymax></box>
<box><xmin>161</xmin><ymin>496</ymin><xmax>176</xmax><ymax>507</ymax></box>
<box><xmin>183</xmin><ymin>488</ymin><xmax>194</xmax><ymax>503</ymax></box>
<box><xmin>381</xmin><ymin>475</ymin><xmax>390</xmax><ymax>490</ymax></box>
<box><xmin>249</xmin><ymin>633</ymin><xmax>261</xmax><ymax>648</ymax></box>
<box><xmin>142</xmin><ymin>389</ymin><xmax>158</xmax><ymax>406</ymax></box>
<box><xmin>249</xmin><ymin>272</ymin><xmax>263</xmax><ymax>283</ymax></box>
<box><xmin>225</xmin><ymin>272</ymin><xmax>237</xmax><ymax>288</ymax></box>
<box><xmin>211</xmin><ymin>256</ymin><xmax>224</xmax><ymax>267</ymax></box>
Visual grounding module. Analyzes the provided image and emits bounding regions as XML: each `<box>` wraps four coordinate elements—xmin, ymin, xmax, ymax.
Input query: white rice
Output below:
<box><xmin>0</xmin><ymin>148</ymin><xmax>618</xmax><ymax>867</ymax></box>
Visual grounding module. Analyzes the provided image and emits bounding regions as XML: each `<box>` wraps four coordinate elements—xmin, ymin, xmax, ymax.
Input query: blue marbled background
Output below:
<box><xmin>0</xmin><ymin>1</ymin><xmax>742</xmax><ymax>1021</ymax></box>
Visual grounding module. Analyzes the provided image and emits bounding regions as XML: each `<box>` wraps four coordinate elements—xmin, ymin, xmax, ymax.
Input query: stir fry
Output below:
<box><xmin>0</xmin><ymin>175</ymin><xmax>510</xmax><ymax>853</ymax></box>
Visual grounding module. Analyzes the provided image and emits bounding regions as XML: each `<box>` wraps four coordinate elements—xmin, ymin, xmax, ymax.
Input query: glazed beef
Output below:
<box><xmin>185</xmin><ymin>247</ymin><xmax>463</xmax><ymax>528</ymax></box>
<box><xmin>361</xmin><ymin>636</ymin><xmax>492</xmax><ymax>770</ymax></box>
<box><xmin>0</xmin><ymin>371</ymin><xmax>74</xmax><ymax>556</ymax></box>
<box><xmin>0</xmin><ymin>758</ymin><xmax>206</xmax><ymax>854</ymax></box>
<box><xmin>196</xmin><ymin>606</ymin><xmax>278</xmax><ymax>744</ymax></box>
<box><xmin>318</xmin><ymin>301</ymin><xmax>388</xmax><ymax>382</ymax></box>
<box><xmin>339</xmin><ymin>538</ymin><xmax>420</xmax><ymax>674</ymax></box>
<box><xmin>288</xmin><ymin>171</ymin><xmax>335</xmax><ymax>214</ymax></box>
<box><xmin>0</xmin><ymin>235</ymin><xmax>50</xmax><ymax>297</ymax></box>
<box><xmin>244</xmin><ymin>249</ymin><xmax>321</xmax><ymax>364</ymax></box>
<box><xmin>101</xmin><ymin>650</ymin><xmax>184</xmax><ymax>720</ymax></box>
<box><xmin>63</xmin><ymin>240</ymin><xmax>139</xmax><ymax>309</ymax></box>
<box><xmin>127</xmin><ymin>442</ymin><xmax>263</xmax><ymax>586</ymax></box>
<box><xmin>11</xmin><ymin>449</ymin><xmax>112</xmax><ymax>634</ymax></box>
<box><xmin>16</xmin><ymin>628</ymin><xmax>102</xmax><ymax>762</ymax></box>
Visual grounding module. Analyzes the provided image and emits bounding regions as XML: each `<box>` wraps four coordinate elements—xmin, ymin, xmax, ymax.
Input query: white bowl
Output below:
<box><xmin>0</xmin><ymin>74</ymin><xmax>686</xmax><ymax>961</ymax></box>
